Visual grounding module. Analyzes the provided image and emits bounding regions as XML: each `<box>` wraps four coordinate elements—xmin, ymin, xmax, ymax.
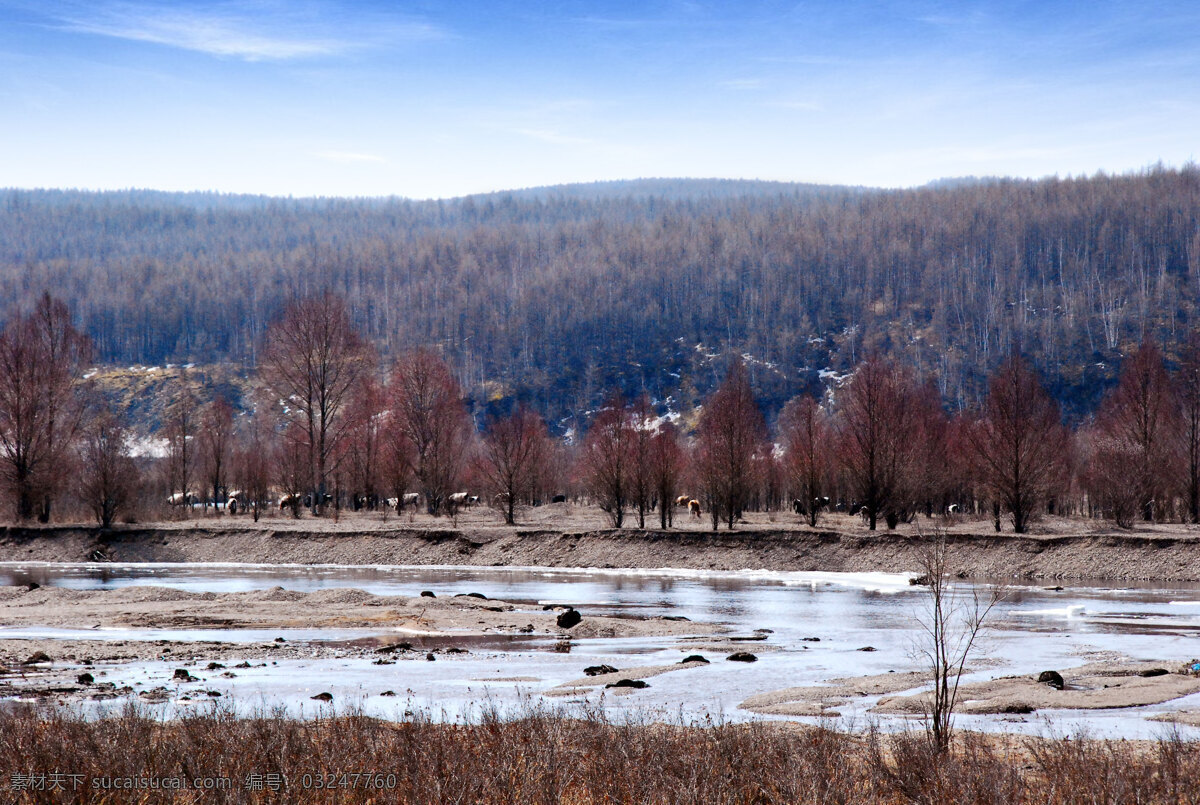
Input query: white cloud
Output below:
<box><xmin>53</xmin><ymin>2</ymin><xmax>445</xmax><ymax>61</ymax></box>
<box><xmin>717</xmin><ymin>78</ymin><xmax>762</xmax><ymax>90</ymax></box>
<box><xmin>313</xmin><ymin>150</ymin><xmax>388</xmax><ymax>164</ymax></box>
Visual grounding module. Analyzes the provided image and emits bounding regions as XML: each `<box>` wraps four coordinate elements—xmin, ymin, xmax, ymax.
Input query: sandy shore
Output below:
<box><xmin>6</xmin><ymin>509</ymin><xmax>1200</xmax><ymax>581</ymax></box>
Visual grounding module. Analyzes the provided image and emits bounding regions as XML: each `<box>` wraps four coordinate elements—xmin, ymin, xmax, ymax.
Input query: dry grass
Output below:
<box><xmin>1</xmin><ymin>701</ymin><xmax>1199</xmax><ymax>803</ymax></box>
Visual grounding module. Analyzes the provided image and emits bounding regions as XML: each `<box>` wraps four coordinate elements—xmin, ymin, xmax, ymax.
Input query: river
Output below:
<box><xmin>4</xmin><ymin>561</ymin><xmax>1200</xmax><ymax>738</ymax></box>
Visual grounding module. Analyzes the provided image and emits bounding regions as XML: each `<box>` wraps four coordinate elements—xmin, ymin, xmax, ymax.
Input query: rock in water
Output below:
<box><xmin>556</xmin><ymin>608</ymin><xmax>582</xmax><ymax>629</ymax></box>
<box><xmin>584</xmin><ymin>664</ymin><xmax>618</xmax><ymax>676</ymax></box>
<box><xmin>420</xmin><ymin>591</ymin><xmax>436</xmax><ymax>598</ymax></box>
<box><xmin>1037</xmin><ymin>670</ymin><xmax>1065</xmax><ymax>690</ymax></box>
<box><xmin>77</xmin><ymin>673</ymin><xmax>94</xmax><ymax>685</ymax></box>
<box><xmin>727</xmin><ymin>652</ymin><xmax>758</xmax><ymax>663</ymax></box>
<box><xmin>680</xmin><ymin>655</ymin><xmax>710</xmax><ymax>664</ymax></box>
<box><xmin>311</xmin><ymin>692</ymin><xmax>333</xmax><ymax>702</ymax></box>
<box><xmin>605</xmin><ymin>679</ymin><xmax>648</xmax><ymax>689</ymax></box>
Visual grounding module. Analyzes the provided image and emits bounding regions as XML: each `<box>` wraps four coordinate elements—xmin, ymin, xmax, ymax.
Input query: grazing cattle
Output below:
<box><xmin>674</xmin><ymin>495</ymin><xmax>691</xmax><ymax>507</ymax></box>
<box><xmin>947</xmin><ymin>503</ymin><xmax>959</xmax><ymax>515</ymax></box>
<box><xmin>226</xmin><ymin>490</ymin><xmax>243</xmax><ymax>514</ymax></box>
<box><xmin>688</xmin><ymin>499</ymin><xmax>701</xmax><ymax>518</ymax></box>
<box><xmin>279</xmin><ymin>493</ymin><xmax>300</xmax><ymax>510</ymax></box>
<box><xmin>448</xmin><ymin>492</ymin><xmax>475</xmax><ymax>507</ymax></box>
<box><xmin>166</xmin><ymin>492</ymin><xmax>197</xmax><ymax>507</ymax></box>
<box><xmin>551</xmin><ymin>494</ymin><xmax>566</xmax><ymax>504</ymax></box>
<box><xmin>792</xmin><ymin>498</ymin><xmax>806</xmax><ymax>515</ymax></box>
<box><xmin>400</xmin><ymin>492</ymin><xmax>420</xmax><ymax>509</ymax></box>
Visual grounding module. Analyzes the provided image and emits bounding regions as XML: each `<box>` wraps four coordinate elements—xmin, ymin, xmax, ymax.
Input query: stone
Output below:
<box><xmin>311</xmin><ymin>692</ymin><xmax>333</xmax><ymax>702</ymax></box>
<box><xmin>23</xmin><ymin>651</ymin><xmax>51</xmax><ymax>665</ymax></box>
<box><xmin>1037</xmin><ymin>670</ymin><xmax>1065</xmax><ymax>690</ymax></box>
<box><xmin>556</xmin><ymin>608</ymin><xmax>582</xmax><ymax>629</ymax></box>
<box><xmin>605</xmin><ymin>679</ymin><xmax>648</xmax><ymax>689</ymax></box>
<box><xmin>680</xmin><ymin>655</ymin><xmax>709</xmax><ymax>664</ymax></box>
<box><xmin>420</xmin><ymin>591</ymin><xmax>436</xmax><ymax>598</ymax></box>
<box><xmin>584</xmin><ymin>664</ymin><xmax>619</xmax><ymax>676</ymax></box>
<box><xmin>727</xmin><ymin>652</ymin><xmax>758</xmax><ymax>663</ymax></box>
<box><xmin>76</xmin><ymin>673</ymin><xmax>94</xmax><ymax>685</ymax></box>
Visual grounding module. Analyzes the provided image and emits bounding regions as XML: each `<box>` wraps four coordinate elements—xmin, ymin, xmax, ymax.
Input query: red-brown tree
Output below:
<box><xmin>581</xmin><ymin>396</ymin><xmax>633</xmax><ymax>528</ymax></box>
<box><xmin>261</xmin><ymin>292</ymin><xmax>369</xmax><ymax>515</ymax></box>
<box><xmin>834</xmin><ymin>355</ymin><xmax>923</xmax><ymax>531</ymax></box>
<box><xmin>77</xmin><ymin>407</ymin><xmax>138</xmax><ymax>528</ymax></box>
<box><xmin>1086</xmin><ymin>340</ymin><xmax>1181</xmax><ymax>525</ymax></box>
<box><xmin>162</xmin><ymin>371</ymin><xmax>200</xmax><ymax>514</ymax></box>
<box><xmin>388</xmin><ymin>349</ymin><xmax>474</xmax><ymax>516</ymax></box>
<box><xmin>198</xmin><ymin>395</ymin><xmax>235</xmax><ymax>508</ymax></box>
<box><xmin>0</xmin><ymin>293</ymin><xmax>91</xmax><ymax>521</ymax></box>
<box><xmin>1177</xmin><ymin>333</ymin><xmax>1200</xmax><ymax>523</ymax></box>
<box><xmin>965</xmin><ymin>352</ymin><xmax>1070</xmax><ymax>533</ymax></box>
<box><xmin>694</xmin><ymin>360</ymin><xmax>767</xmax><ymax>530</ymax></box>
<box><xmin>232</xmin><ymin>402</ymin><xmax>274</xmax><ymax>522</ymax></box>
<box><xmin>779</xmin><ymin>394</ymin><xmax>832</xmax><ymax>527</ymax></box>
<box><xmin>649</xmin><ymin>421</ymin><xmax>686</xmax><ymax>529</ymax></box>
<box><xmin>342</xmin><ymin>375</ymin><xmax>388</xmax><ymax>510</ymax></box>
<box><xmin>476</xmin><ymin>405</ymin><xmax>551</xmax><ymax>525</ymax></box>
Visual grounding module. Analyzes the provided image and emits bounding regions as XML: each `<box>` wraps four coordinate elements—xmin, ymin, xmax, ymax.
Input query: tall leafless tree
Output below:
<box><xmin>1177</xmin><ymin>333</ymin><xmax>1200</xmax><ymax>523</ymax></box>
<box><xmin>477</xmin><ymin>405</ymin><xmax>551</xmax><ymax>525</ymax></box>
<box><xmin>198</xmin><ymin>395</ymin><xmax>235</xmax><ymax>509</ymax></box>
<box><xmin>650</xmin><ymin>421</ymin><xmax>686</xmax><ymax>529</ymax></box>
<box><xmin>1088</xmin><ymin>340</ymin><xmax>1181</xmax><ymax>524</ymax></box>
<box><xmin>0</xmin><ymin>293</ymin><xmax>91</xmax><ymax>521</ymax></box>
<box><xmin>388</xmin><ymin>349</ymin><xmax>473</xmax><ymax>516</ymax></box>
<box><xmin>694</xmin><ymin>360</ymin><xmax>767</xmax><ymax>530</ymax></box>
<box><xmin>779</xmin><ymin>394</ymin><xmax>832</xmax><ymax>527</ymax></box>
<box><xmin>965</xmin><ymin>353</ymin><xmax>1070</xmax><ymax>533</ymax></box>
<box><xmin>77</xmin><ymin>407</ymin><xmax>138</xmax><ymax>528</ymax></box>
<box><xmin>261</xmin><ymin>293</ymin><xmax>369</xmax><ymax>515</ymax></box>
<box><xmin>581</xmin><ymin>396</ymin><xmax>632</xmax><ymax>528</ymax></box>
<box><xmin>835</xmin><ymin>355</ymin><xmax>922</xmax><ymax>531</ymax></box>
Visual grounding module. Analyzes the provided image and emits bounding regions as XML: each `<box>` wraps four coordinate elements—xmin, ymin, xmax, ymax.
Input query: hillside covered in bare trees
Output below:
<box><xmin>2</xmin><ymin>167</ymin><xmax>1199</xmax><ymax>423</ymax></box>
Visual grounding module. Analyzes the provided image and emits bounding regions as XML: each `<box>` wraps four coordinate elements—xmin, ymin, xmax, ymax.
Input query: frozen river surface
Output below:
<box><xmin>4</xmin><ymin>561</ymin><xmax>1200</xmax><ymax>738</ymax></box>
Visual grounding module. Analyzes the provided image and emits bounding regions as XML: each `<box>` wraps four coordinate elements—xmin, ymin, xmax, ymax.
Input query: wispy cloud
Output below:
<box><xmin>513</xmin><ymin>128</ymin><xmax>596</xmax><ymax>146</ymax></box>
<box><xmin>52</xmin><ymin>2</ymin><xmax>445</xmax><ymax>61</ymax></box>
<box><xmin>312</xmin><ymin>150</ymin><xmax>388</xmax><ymax>164</ymax></box>
<box><xmin>717</xmin><ymin>78</ymin><xmax>762</xmax><ymax>90</ymax></box>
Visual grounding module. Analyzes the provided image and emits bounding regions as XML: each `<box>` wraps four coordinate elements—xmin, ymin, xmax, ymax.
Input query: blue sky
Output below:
<box><xmin>1</xmin><ymin>1</ymin><xmax>1197</xmax><ymax>198</ymax></box>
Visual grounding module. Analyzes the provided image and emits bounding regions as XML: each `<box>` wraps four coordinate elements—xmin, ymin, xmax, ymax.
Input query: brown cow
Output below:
<box><xmin>674</xmin><ymin>495</ymin><xmax>691</xmax><ymax>507</ymax></box>
<box><xmin>688</xmin><ymin>499</ymin><xmax>701</xmax><ymax>518</ymax></box>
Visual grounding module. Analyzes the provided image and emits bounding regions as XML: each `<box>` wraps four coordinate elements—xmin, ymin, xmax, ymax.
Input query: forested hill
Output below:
<box><xmin>1</xmin><ymin>167</ymin><xmax>1198</xmax><ymax>425</ymax></box>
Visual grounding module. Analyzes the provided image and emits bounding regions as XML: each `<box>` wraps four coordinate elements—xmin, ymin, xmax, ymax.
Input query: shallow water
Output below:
<box><xmin>5</xmin><ymin>561</ymin><xmax>1200</xmax><ymax>737</ymax></box>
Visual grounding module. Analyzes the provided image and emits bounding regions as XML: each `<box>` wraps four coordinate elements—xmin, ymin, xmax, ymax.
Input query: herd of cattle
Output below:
<box><xmin>167</xmin><ymin>489</ymin><xmax>908</xmax><ymax>522</ymax></box>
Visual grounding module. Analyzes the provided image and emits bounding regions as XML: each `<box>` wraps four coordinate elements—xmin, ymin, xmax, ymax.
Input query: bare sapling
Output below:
<box><xmin>913</xmin><ymin>529</ymin><xmax>1005</xmax><ymax>754</ymax></box>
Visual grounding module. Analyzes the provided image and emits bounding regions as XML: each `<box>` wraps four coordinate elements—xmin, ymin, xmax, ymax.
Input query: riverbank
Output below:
<box><xmin>4</xmin><ymin>511</ymin><xmax>1200</xmax><ymax>581</ymax></box>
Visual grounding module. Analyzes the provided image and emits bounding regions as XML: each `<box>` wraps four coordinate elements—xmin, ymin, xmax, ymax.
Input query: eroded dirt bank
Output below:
<box><xmin>3</xmin><ymin>518</ymin><xmax>1200</xmax><ymax>581</ymax></box>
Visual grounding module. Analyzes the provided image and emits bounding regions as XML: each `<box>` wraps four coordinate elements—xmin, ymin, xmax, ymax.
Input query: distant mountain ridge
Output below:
<box><xmin>1</xmin><ymin>167</ymin><xmax>1198</xmax><ymax>425</ymax></box>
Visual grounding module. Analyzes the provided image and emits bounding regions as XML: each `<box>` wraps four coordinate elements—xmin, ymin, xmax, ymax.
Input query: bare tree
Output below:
<box><xmin>388</xmin><ymin>349</ymin><xmax>474</xmax><ymax>516</ymax></box>
<box><xmin>233</xmin><ymin>407</ymin><xmax>274</xmax><ymax>523</ymax></box>
<box><xmin>261</xmin><ymin>292</ymin><xmax>369</xmax><ymax>515</ymax></box>
<box><xmin>0</xmin><ymin>293</ymin><xmax>91</xmax><ymax>522</ymax></box>
<box><xmin>162</xmin><ymin>371</ymin><xmax>200</xmax><ymax>514</ymax></box>
<box><xmin>198</xmin><ymin>395</ymin><xmax>235</xmax><ymax>509</ymax></box>
<box><xmin>343</xmin><ymin>375</ymin><xmax>387</xmax><ymax>510</ymax></box>
<box><xmin>965</xmin><ymin>352</ymin><xmax>1070</xmax><ymax>533</ymax></box>
<box><xmin>77</xmin><ymin>408</ymin><xmax>138</xmax><ymax>528</ymax></box>
<box><xmin>779</xmin><ymin>394</ymin><xmax>832</xmax><ymax>527</ymax></box>
<box><xmin>835</xmin><ymin>355</ymin><xmax>922</xmax><ymax>531</ymax></box>
<box><xmin>477</xmin><ymin>405</ymin><xmax>551</xmax><ymax>525</ymax></box>
<box><xmin>650</xmin><ymin>422</ymin><xmax>686</xmax><ymax>529</ymax></box>
<box><xmin>694</xmin><ymin>360</ymin><xmax>767</xmax><ymax>530</ymax></box>
<box><xmin>1088</xmin><ymin>340</ymin><xmax>1181</xmax><ymax>524</ymax></box>
<box><xmin>581</xmin><ymin>396</ymin><xmax>632</xmax><ymax>528</ymax></box>
<box><xmin>914</xmin><ymin>531</ymin><xmax>1003</xmax><ymax>754</ymax></box>
<box><xmin>1177</xmin><ymin>333</ymin><xmax>1200</xmax><ymax>523</ymax></box>
<box><xmin>627</xmin><ymin>396</ymin><xmax>658</xmax><ymax>529</ymax></box>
